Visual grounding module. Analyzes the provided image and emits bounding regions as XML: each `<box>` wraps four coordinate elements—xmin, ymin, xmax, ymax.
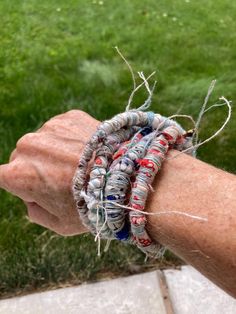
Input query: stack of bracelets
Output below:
<box><xmin>72</xmin><ymin>110</ymin><xmax>194</xmax><ymax>258</ymax></box>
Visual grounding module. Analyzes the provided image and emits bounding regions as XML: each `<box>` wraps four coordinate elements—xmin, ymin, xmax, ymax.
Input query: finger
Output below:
<box><xmin>0</xmin><ymin>163</ymin><xmax>11</xmax><ymax>191</ymax></box>
<box><xmin>0</xmin><ymin>160</ymin><xmax>34</xmax><ymax>202</ymax></box>
<box><xmin>25</xmin><ymin>201</ymin><xmax>61</xmax><ymax>232</ymax></box>
<box><xmin>25</xmin><ymin>201</ymin><xmax>84</xmax><ymax>235</ymax></box>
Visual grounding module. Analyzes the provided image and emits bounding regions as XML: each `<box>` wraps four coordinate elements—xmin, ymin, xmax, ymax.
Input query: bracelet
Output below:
<box><xmin>72</xmin><ymin>110</ymin><xmax>194</xmax><ymax>258</ymax></box>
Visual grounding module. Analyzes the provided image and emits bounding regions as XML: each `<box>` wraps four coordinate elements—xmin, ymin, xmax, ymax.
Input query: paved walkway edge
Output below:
<box><xmin>0</xmin><ymin>266</ymin><xmax>236</xmax><ymax>314</ymax></box>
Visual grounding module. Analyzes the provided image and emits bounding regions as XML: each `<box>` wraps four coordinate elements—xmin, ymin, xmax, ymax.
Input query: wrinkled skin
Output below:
<box><xmin>0</xmin><ymin>110</ymin><xmax>100</xmax><ymax>235</ymax></box>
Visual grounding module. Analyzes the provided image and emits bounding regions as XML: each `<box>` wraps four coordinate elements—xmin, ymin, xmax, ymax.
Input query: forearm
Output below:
<box><xmin>3</xmin><ymin>110</ymin><xmax>235</xmax><ymax>297</ymax></box>
<box><xmin>146</xmin><ymin>151</ymin><xmax>236</xmax><ymax>297</ymax></box>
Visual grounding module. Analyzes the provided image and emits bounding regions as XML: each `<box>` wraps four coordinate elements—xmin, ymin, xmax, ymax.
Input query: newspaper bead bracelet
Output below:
<box><xmin>72</xmin><ymin>110</ymin><xmax>194</xmax><ymax>258</ymax></box>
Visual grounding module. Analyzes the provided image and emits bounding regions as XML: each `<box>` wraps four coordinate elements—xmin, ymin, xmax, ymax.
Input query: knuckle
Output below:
<box><xmin>16</xmin><ymin>133</ymin><xmax>36</xmax><ymax>150</ymax></box>
<box><xmin>68</xmin><ymin>109</ymin><xmax>82</xmax><ymax>115</ymax></box>
<box><xmin>66</xmin><ymin>109</ymin><xmax>88</xmax><ymax>119</ymax></box>
<box><xmin>9</xmin><ymin>149</ymin><xmax>17</xmax><ymax>162</ymax></box>
<box><xmin>40</xmin><ymin>119</ymin><xmax>58</xmax><ymax>131</ymax></box>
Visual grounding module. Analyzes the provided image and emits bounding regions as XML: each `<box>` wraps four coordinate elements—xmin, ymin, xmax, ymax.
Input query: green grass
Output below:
<box><xmin>0</xmin><ymin>0</ymin><xmax>236</xmax><ymax>298</ymax></box>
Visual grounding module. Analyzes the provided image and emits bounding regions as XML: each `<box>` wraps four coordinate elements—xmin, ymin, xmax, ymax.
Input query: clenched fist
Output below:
<box><xmin>0</xmin><ymin>110</ymin><xmax>100</xmax><ymax>235</ymax></box>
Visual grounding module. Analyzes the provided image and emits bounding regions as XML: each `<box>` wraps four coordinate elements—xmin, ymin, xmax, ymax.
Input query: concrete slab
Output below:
<box><xmin>0</xmin><ymin>271</ymin><xmax>166</xmax><ymax>314</ymax></box>
<box><xmin>164</xmin><ymin>266</ymin><xmax>236</xmax><ymax>314</ymax></box>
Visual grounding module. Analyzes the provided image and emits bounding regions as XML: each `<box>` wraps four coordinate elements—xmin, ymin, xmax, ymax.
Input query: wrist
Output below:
<box><xmin>146</xmin><ymin>151</ymin><xmax>198</xmax><ymax>248</ymax></box>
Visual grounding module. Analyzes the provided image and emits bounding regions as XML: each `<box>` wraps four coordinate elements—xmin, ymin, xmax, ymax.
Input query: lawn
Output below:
<box><xmin>0</xmin><ymin>0</ymin><xmax>236</xmax><ymax>298</ymax></box>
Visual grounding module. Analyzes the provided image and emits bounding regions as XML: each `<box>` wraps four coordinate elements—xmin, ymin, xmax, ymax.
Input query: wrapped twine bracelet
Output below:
<box><xmin>72</xmin><ymin>49</ymin><xmax>231</xmax><ymax>258</ymax></box>
<box><xmin>72</xmin><ymin>110</ymin><xmax>195</xmax><ymax>258</ymax></box>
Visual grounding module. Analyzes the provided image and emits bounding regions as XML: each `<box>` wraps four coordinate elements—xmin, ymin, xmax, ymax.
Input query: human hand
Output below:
<box><xmin>0</xmin><ymin>110</ymin><xmax>100</xmax><ymax>235</ymax></box>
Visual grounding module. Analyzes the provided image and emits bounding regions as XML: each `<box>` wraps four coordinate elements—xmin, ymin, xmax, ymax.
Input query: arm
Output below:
<box><xmin>146</xmin><ymin>151</ymin><xmax>236</xmax><ymax>298</ymax></box>
<box><xmin>0</xmin><ymin>110</ymin><xmax>235</xmax><ymax>297</ymax></box>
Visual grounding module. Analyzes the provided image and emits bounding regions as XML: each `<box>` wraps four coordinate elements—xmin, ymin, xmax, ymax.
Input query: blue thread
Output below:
<box><xmin>115</xmin><ymin>221</ymin><xmax>130</xmax><ymax>240</ymax></box>
<box><xmin>140</xmin><ymin>127</ymin><xmax>152</xmax><ymax>136</ymax></box>
<box><xmin>108</xmin><ymin>213</ymin><xmax>120</xmax><ymax>219</ymax></box>
<box><xmin>107</xmin><ymin>195</ymin><xmax>116</xmax><ymax>200</ymax></box>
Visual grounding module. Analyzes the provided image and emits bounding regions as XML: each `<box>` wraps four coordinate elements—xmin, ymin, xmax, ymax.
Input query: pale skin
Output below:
<box><xmin>0</xmin><ymin>110</ymin><xmax>235</xmax><ymax>298</ymax></box>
